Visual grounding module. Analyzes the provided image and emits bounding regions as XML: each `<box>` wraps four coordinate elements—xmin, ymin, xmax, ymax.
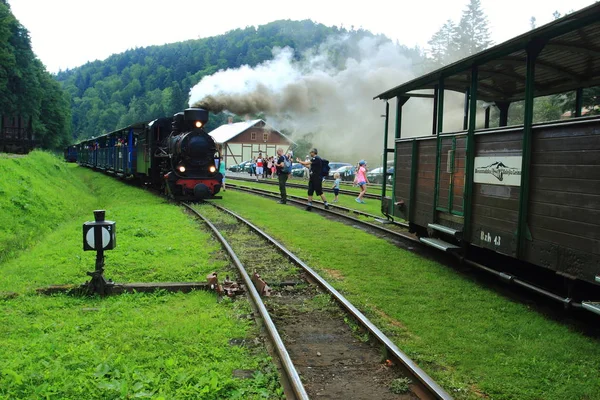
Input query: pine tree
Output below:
<box><xmin>427</xmin><ymin>20</ymin><xmax>460</xmax><ymax>66</ymax></box>
<box><xmin>530</xmin><ymin>17</ymin><xmax>536</xmax><ymax>30</ymax></box>
<box><xmin>456</xmin><ymin>0</ymin><xmax>493</xmax><ymax>58</ymax></box>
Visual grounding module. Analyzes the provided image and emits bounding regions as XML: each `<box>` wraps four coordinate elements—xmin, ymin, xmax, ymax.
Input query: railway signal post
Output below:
<box><xmin>82</xmin><ymin>210</ymin><xmax>116</xmax><ymax>295</ymax></box>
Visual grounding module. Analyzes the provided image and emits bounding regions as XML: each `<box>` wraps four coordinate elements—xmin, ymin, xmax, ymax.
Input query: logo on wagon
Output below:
<box><xmin>473</xmin><ymin>156</ymin><xmax>522</xmax><ymax>186</ymax></box>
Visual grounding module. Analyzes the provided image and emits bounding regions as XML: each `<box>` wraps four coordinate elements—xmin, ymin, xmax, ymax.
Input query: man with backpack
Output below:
<box><xmin>296</xmin><ymin>148</ymin><xmax>330</xmax><ymax>211</ymax></box>
<box><xmin>275</xmin><ymin>148</ymin><xmax>291</xmax><ymax>204</ymax></box>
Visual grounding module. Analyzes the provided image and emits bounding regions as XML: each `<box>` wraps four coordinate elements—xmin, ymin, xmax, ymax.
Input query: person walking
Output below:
<box><xmin>218</xmin><ymin>156</ymin><xmax>227</xmax><ymax>191</ymax></box>
<box><xmin>296</xmin><ymin>148</ymin><xmax>330</xmax><ymax>211</ymax></box>
<box><xmin>355</xmin><ymin>160</ymin><xmax>369</xmax><ymax>204</ymax></box>
<box><xmin>255</xmin><ymin>153</ymin><xmax>264</xmax><ymax>181</ymax></box>
<box><xmin>271</xmin><ymin>156</ymin><xmax>277</xmax><ymax>178</ymax></box>
<box><xmin>331</xmin><ymin>172</ymin><xmax>341</xmax><ymax>203</ymax></box>
<box><xmin>275</xmin><ymin>148</ymin><xmax>289</xmax><ymax>204</ymax></box>
<box><xmin>249</xmin><ymin>157</ymin><xmax>256</xmax><ymax>176</ymax></box>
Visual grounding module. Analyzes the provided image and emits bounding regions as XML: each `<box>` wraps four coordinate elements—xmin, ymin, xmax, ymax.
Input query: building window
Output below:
<box><xmin>263</xmin><ymin>133</ymin><xmax>268</xmax><ymax>141</ymax></box>
<box><xmin>251</xmin><ymin>132</ymin><xmax>256</xmax><ymax>141</ymax></box>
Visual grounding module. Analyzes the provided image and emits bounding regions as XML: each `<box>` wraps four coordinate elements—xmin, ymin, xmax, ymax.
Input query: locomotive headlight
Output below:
<box><xmin>178</xmin><ymin>165</ymin><xmax>186</xmax><ymax>173</ymax></box>
<box><xmin>195</xmin><ymin>121</ymin><xmax>203</xmax><ymax>128</ymax></box>
<box><xmin>209</xmin><ymin>165</ymin><xmax>216</xmax><ymax>173</ymax></box>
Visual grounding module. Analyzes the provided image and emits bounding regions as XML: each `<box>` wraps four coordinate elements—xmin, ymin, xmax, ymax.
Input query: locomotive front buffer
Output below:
<box><xmin>82</xmin><ymin>210</ymin><xmax>116</xmax><ymax>295</ymax></box>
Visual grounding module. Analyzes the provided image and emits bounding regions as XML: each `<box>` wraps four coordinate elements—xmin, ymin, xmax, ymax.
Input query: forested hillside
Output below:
<box><xmin>0</xmin><ymin>0</ymin><xmax>71</xmax><ymax>149</ymax></box>
<box><xmin>56</xmin><ymin>20</ymin><xmax>377</xmax><ymax>139</ymax></box>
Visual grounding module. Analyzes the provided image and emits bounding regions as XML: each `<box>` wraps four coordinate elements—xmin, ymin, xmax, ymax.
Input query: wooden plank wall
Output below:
<box><xmin>437</xmin><ymin>138</ymin><xmax>452</xmax><ymax>209</ymax></box>
<box><xmin>413</xmin><ymin>138</ymin><xmax>437</xmax><ymax>227</ymax></box>
<box><xmin>436</xmin><ymin>135</ymin><xmax>467</xmax><ymax>214</ymax></box>
<box><xmin>525</xmin><ymin>120</ymin><xmax>600</xmax><ymax>281</ymax></box>
<box><xmin>394</xmin><ymin>141</ymin><xmax>413</xmax><ymax>219</ymax></box>
<box><xmin>471</xmin><ymin>131</ymin><xmax>523</xmax><ymax>256</ymax></box>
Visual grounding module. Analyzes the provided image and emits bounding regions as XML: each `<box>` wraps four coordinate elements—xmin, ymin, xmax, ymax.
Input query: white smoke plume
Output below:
<box><xmin>189</xmin><ymin>35</ymin><xmax>464</xmax><ymax>163</ymax></box>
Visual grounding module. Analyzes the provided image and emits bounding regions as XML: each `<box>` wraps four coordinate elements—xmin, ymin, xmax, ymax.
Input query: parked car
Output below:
<box><xmin>229</xmin><ymin>160</ymin><xmax>251</xmax><ymax>172</ymax></box>
<box><xmin>325</xmin><ymin>162</ymin><xmax>352</xmax><ymax>180</ymax></box>
<box><xmin>367</xmin><ymin>166</ymin><xmax>394</xmax><ymax>184</ymax></box>
<box><xmin>291</xmin><ymin>163</ymin><xmax>306</xmax><ymax>177</ymax></box>
<box><xmin>331</xmin><ymin>165</ymin><xmax>356</xmax><ymax>181</ymax></box>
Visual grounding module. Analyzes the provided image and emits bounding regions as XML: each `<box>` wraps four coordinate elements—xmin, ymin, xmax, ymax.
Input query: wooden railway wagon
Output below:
<box><xmin>0</xmin><ymin>115</ymin><xmax>35</xmax><ymax>154</ymax></box>
<box><xmin>376</xmin><ymin>4</ymin><xmax>599</xmax><ymax>312</ymax></box>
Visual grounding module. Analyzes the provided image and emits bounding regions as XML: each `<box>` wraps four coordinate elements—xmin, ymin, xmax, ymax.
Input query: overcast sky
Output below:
<box><xmin>8</xmin><ymin>0</ymin><xmax>596</xmax><ymax>73</ymax></box>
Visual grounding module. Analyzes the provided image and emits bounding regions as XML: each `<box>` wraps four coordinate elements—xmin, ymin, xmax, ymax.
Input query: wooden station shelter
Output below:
<box><xmin>208</xmin><ymin>117</ymin><xmax>294</xmax><ymax>166</ymax></box>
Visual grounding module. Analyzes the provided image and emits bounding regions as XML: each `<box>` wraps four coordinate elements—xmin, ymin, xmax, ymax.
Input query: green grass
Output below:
<box><xmin>0</xmin><ymin>151</ymin><xmax>97</xmax><ymax>263</ymax></box>
<box><xmin>215</xmin><ymin>190</ymin><xmax>600</xmax><ymax>400</ymax></box>
<box><xmin>228</xmin><ymin>178</ymin><xmax>383</xmax><ymax>216</ymax></box>
<box><xmin>0</xmin><ymin>292</ymin><xmax>281</xmax><ymax>399</ymax></box>
<box><xmin>0</xmin><ymin>161</ymin><xmax>229</xmax><ymax>293</ymax></box>
<box><xmin>0</xmin><ymin>154</ymin><xmax>284</xmax><ymax>399</ymax></box>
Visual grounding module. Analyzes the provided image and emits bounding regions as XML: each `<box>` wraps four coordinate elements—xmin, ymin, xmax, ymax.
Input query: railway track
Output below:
<box><xmin>227</xmin><ymin>184</ymin><xmax>597</xmax><ymax>317</ymax></box>
<box><xmin>183</xmin><ymin>202</ymin><xmax>452</xmax><ymax>400</ymax></box>
<box><xmin>227</xmin><ymin>183</ymin><xmax>408</xmax><ymax>229</ymax></box>
<box><xmin>230</xmin><ymin>176</ymin><xmax>382</xmax><ymax>200</ymax></box>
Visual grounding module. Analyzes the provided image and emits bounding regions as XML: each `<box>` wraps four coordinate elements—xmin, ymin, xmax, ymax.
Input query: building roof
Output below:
<box><xmin>208</xmin><ymin>119</ymin><xmax>295</xmax><ymax>145</ymax></box>
<box><xmin>374</xmin><ymin>3</ymin><xmax>600</xmax><ymax>103</ymax></box>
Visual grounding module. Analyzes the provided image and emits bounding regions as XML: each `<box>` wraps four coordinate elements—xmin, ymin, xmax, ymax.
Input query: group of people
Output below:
<box><xmin>221</xmin><ymin>147</ymin><xmax>370</xmax><ymax>211</ymax></box>
<box><xmin>248</xmin><ymin>153</ymin><xmax>292</xmax><ymax>181</ymax></box>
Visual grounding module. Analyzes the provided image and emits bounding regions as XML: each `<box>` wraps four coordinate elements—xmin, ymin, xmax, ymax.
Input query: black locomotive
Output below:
<box><xmin>73</xmin><ymin>108</ymin><xmax>223</xmax><ymax>200</ymax></box>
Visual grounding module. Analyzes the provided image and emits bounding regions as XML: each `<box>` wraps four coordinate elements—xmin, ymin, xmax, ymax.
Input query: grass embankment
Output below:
<box><xmin>228</xmin><ymin>178</ymin><xmax>383</xmax><ymax>216</ymax></box>
<box><xmin>217</xmin><ymin>191</ymin><xmax>600</xmax><ymax>400</ymax></box>
<box><xmin>0</xmin><ymin>152</ymin><xmax>282</xmax><ymax>399</ymax></box>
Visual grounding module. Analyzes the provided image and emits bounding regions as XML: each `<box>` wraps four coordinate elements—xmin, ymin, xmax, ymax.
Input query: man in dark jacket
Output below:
<box><xmin>296</xmin><ymin>148</ymin><xmax>329</xmax><ymax>211</ymax></box>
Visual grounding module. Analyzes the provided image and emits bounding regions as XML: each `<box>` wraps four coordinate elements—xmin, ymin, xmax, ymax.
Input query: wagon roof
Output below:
<box><xmin>374</xmin><ymin>3</ymin><xmax>600</xmax><ymax>103</ymax></box>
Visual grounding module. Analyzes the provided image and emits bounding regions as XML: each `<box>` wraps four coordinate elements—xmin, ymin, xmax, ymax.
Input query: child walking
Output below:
<box><xmin>332</xmin><ymin>172</ymin><xmax>341</xmax><ymax>203</ymax></box>
<box><xmin>355</xmin><ymin>160</ymin><xmax>369</xmax><ymax>204</ymax></box>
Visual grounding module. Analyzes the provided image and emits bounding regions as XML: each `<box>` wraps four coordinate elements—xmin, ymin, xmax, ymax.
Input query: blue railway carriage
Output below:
<box><xmin>64</xmin><ymin>145</ymin><xmax>77</xmax><ymax>162</ymax></box>
<box><xmin>375</xmin><ymin>4</ymin><xmax>600</xmax><ymax>314</ymax></box>
<box><xmin>77</xmin><ymin>122</ymin><xmax>146</xmax><ymax>176</ymax></box>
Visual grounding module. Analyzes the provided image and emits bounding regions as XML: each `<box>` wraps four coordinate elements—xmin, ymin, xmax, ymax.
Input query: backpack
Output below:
<box><xmin>321</xmin><ymin>158</ymin><xmax>330</xmax><ymax>177</ymax></box>
<box><xmin>282</xmin><ymin>156</ymin><xmax>292</xmax><ymax>173</ymax></box>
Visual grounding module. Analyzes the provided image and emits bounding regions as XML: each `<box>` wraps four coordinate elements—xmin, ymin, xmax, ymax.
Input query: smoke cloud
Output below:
<box><xmin>189</xmin><ymin>36</ymin><xmax>464</xmax><ymax>163</ymax></box>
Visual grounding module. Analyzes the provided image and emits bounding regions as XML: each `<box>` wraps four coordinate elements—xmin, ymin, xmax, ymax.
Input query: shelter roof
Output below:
<box><xmin>375</xmin><ymin>3</ymin><xmax>600</xmax><ymax>103</ymax></box>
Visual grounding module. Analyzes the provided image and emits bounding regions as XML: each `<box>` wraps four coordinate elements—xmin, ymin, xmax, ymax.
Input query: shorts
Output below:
<box><xmin>222</xmin><ymin>177</ymin><xmax>226</xmax><ymax>183</ymax></box>
<box><xmin>333</xmin><ymin>188</ymin><xmax>339</xmax><ymax>196</ymax></box>
<box><xmin>308</xmin><ymin>178</ymin><xmax>323</xmax><ymax>196</ymax></box>
<box><xmin>358</xmin><ymin>181</ymin><xmax>367</xmax><ymax>186</ymax></box>
<box><xmin>256</xmin><ymin>167</ymin><xmax>264</xmax><ymax>175</ymax></box>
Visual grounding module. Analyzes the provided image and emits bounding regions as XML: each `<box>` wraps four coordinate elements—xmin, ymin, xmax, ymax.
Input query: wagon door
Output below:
<box><xmin>432</xmin><ymin>134</ymin><xmax>467</xmax><ymax>234</ymax></box>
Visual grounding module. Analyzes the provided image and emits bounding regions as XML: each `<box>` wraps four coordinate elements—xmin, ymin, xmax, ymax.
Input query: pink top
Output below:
<box><xmin>356</xmin><ymin>166</ymin><xmax>367</xmax><ymax>183</ymax></box>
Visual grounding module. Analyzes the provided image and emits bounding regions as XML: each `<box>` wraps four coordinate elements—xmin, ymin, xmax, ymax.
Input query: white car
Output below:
<box><xmin>326</xmin><ymin>162</ymin><xmax>352</xmax><ymax>179</ymax></box>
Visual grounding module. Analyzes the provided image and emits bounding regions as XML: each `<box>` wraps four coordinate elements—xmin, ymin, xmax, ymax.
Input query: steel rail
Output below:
<box><xmin>182</xmin><ymin>203</ymin><xmax>309</xmax><ymax>400</ymax></box>
<box><xmin>208</xmin><ymin>202</ymin><xmax>453</xmax><ymax>400</ymax></box>
<box><xmin>227</xmin><ymin>183</ymin><xmax>408</xmax><ymax>228</ymax></box>
<box><xmin>230</xmin><ymin>176</ymin><xmax>381</xmax><ymax>200</ymax></box>
<box><xmin>228</xmin><ymin>186</ymin><xmax>592</xmax><ymax>316</ymax></box>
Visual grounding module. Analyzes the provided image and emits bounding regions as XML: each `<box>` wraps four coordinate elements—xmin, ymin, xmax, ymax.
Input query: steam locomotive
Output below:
<box><xmin>71</xmin><ymin>108</ymin><xmax>223</xmax><ymax>200</ymax></box>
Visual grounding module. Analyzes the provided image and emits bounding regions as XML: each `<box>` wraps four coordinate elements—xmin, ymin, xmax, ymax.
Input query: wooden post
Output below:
<box><xmin>497</xmin><ymin>102</ymin><xmax>510</xmax><ymax>127</ymax></box>
<box><xmin>463</xmin><ymin>67</ymin><xmax>479</xmax><ymax>240</ymax></box>
<box><xmin>517</xmin><ymin>40</ymin><xmax>545</xmax><ymax>258</ymax></box>
<box><xmin>575</xmin><ymin>87</ymin><xmax>583</xmax><ymax>117</ymax></box>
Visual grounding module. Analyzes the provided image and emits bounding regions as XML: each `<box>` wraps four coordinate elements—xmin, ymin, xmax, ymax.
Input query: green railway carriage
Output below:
<box><xmin>375</xmin><ymin>4</ymin><xmax>600</xmax><ymax>305</ymax></box>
